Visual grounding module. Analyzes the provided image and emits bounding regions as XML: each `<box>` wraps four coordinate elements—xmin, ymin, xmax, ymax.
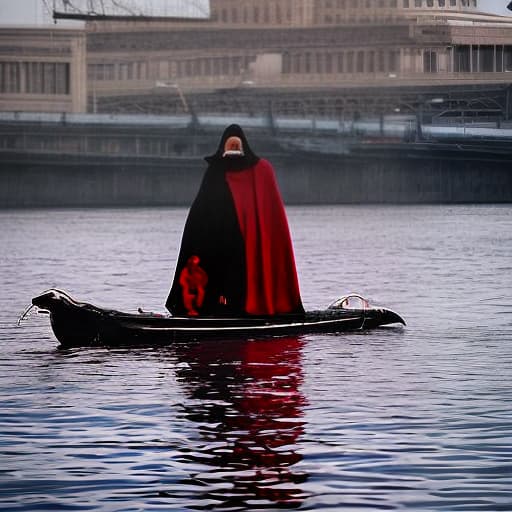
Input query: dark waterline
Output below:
<box><xmin>1</xmin><ymin>204</ymin><xmax>511</xmax><ymax>511</ymax></box>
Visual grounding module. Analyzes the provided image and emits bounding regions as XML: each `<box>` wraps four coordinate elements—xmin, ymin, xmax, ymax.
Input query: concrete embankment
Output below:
<box><xmin>2</xmin><ymin>146</ymin><xmax>512</xmax><ymax>207</ymax></box>
<box><xmin>1</xmin><ymin>114</ymin><xmax>511</xmax><ymax>206</ymax></box>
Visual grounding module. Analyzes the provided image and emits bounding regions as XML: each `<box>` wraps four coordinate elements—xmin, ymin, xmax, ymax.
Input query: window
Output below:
<box><xmin>325</xmin><ymin>53</ymin><xmax>333</xmax><ymax>73</ymax></box>
<box><xmin>44</xmin><ymin>63</ymin><xmax>57</xmax><ymax>93</ymax></box>
<box><xmin>57</xmin><ymin>63</ymin><xmax>70</xmax><ymax>93</ymax></box>
<box><xmin>424</xmin><ymin>50</ymin><xmax>438</xmax><ymax>72</ymax></box>
<box><xmin>356</xmin><ymin>51</ymin><xmax>364</xmax><ymax>72</ymax></box>
<box><xmin>264</xmin><ymin>5</ymin><xmax>269</xmax><ymax>23</ymax></box>
<box><xmin>105</xmin><ymin>63</ymin><xmax>114</xmax><ymax>80</ymax></box>
<box><xmin>496</xmin><ymin>46</ymin><xmax>504</xmax><ymax>72</ymax></box>
<box><xmin>305</xmin><ymin>52</ymin><xmax>311</xmax><ymax>73</ymax></box>
<box><xmin>119</xmin><ymin>63</ymin><xmax>128</xmax><ymax>80</ymax></box>
<box><xmin>389</xmin><ymin>50</ymin><xmax>399</xmax><ymax>72</ymax></box>
<box><xmin>378</xmin><ymin>51</ymin><xmax>386</xmax><ymax>71</ymax></box>
<box><xmin>367</xmin><ymin>51</ymin><xmax>375</xmax><ymax>72</ymax></box>
<box><xmin>283</xmin><ymin>52</ymin><xmax>291</xmax><ymax>73</ymax></box>
<box><xmin>505</xmin><ymin>45</ymin><xmax>512</xmax><ymax>72</ymax></box>
<box><xmin>221</xmin><ymin>57</ymin><xmax>229</xmax><ymax>74</ymax></box>
<box><xmin>212</xmin><ymin>58</ymin><xmax>220</xmax><ymax>75</ymax></box>
<box><xmin>347</xmin><ymin>51</ymin><xmax>354</xmax><ymax>72</ymax></box>
<box><xmin>0</xmin><ymin>62</ymin><xmax>20</xmax><ymax>93</ymax></box>
<box><xmin>1</xmin><ymin>60</ymin><xmax>70</xmax><ymax>94</ymax></box>
<box><xmin>479</xmin><ymin>46</ymin><xmax>494</xmax><ymax>72</ymax></box>
<box><xmin>454</xmin><ymin>46</ymin><xmax>471</xmax><ymax>72</ymax></box>
<box><xmin>316</xmin><ymin>52</ymin><xmax>324</xmax><ymax>73</ymax></box>
<box><xmin>337</xmin><ymin>53</ymin><xmax>344</xmax><ymax>72</ymax></box>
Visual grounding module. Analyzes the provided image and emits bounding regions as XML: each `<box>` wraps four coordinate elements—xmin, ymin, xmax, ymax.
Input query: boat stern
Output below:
<box><xmin>328</xmin><ymin>294</ymin><xmax>405</xmax><ymax>328</ymax></box>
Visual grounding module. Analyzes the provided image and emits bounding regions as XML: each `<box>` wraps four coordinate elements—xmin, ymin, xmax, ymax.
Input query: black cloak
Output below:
<box><xmin>166</xmin><ymin>125</ymin><xmax>257</xmax><ymax>316</ymax></box>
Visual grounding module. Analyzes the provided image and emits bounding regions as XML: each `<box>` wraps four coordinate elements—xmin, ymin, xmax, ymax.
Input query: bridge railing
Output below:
<box><xmin>1</xmin><ymin>111</ymin><xmax>512</xmax><ymax>160</ymax></box>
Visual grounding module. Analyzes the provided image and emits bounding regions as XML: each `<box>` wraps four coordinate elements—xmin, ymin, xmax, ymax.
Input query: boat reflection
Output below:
<box><xmin>172</xmin><ymin>336</ymin><xmax>308</xmax><ymax>508</ymax></box>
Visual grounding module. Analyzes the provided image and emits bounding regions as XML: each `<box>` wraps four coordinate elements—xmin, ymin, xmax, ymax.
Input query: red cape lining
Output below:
<box><xmin>226</xmin><ymin>159</ymin><xmax>302</xmax><ymax>315</ymax></box>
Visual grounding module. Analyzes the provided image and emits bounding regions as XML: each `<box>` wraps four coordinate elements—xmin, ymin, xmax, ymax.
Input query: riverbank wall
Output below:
<box><xmin>1</xmin><ymin>113</ymin><xmax>511</xmax><ymax>207</ymax></box>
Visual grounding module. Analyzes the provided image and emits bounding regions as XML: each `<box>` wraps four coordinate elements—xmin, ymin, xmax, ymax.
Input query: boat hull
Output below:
<box><xmin>30</xmin><ymin>289</ymin><xmax>405</xmax><ymax>348</ymax></box>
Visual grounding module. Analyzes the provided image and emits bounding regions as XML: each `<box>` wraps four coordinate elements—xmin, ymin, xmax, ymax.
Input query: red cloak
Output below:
<box><xmin>226</xmin><ymin>158</ymin><xmax>302</xmax><ymax>316</ymax></box>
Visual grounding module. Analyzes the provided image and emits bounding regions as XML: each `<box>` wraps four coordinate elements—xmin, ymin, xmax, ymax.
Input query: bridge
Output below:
<box><xmin>1</xmin><ymin>111</ymin><xmax>511</xmax><ymax>207</ymax></box>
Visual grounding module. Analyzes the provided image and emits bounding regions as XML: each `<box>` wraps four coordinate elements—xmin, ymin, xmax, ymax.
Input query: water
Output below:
<box><xmin>1</xmin><ymin>205</ymin><xmax>511</xmax><ymax>511</ymax></box>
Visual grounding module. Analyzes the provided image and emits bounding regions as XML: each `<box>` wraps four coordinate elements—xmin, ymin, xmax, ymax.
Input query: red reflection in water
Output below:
<box><xmin>173</xmin><ymin>336</ymin><xmax>307</xmax><ymax>508</ymax></box>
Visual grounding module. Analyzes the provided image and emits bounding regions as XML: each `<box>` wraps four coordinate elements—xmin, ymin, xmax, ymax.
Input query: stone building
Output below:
<box><xmin>209</xmin><ymin>0</ymin><xmax>480</xmax><ymax>26</ymax></box>
<box><xmin>0</xmin><ymin>27</ymin><xmax>87</xmax><ymax>113</ymax></box>
<box><xmin>83</xmin><ymin>0</ymin><xmax>512</xmax><ymax>118</ymax></box>
<box><xmin>2</xmin><ymin>1</ymin><xmax>512</xmax><ymax>117</ymax></box>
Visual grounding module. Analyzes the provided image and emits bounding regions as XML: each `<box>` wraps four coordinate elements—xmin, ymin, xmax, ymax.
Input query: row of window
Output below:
<box><xmin>282</xmin><ymin>50</ymin><xmax>400</xmax><ymax>74</ymax></box>
<box><xmin>88</xmin><ymin>61</ymin><xmax>147</xmax><ymax>81</ymax></box>
<box><xmin>451</xmin><ymin>45</ymin><xmax>512</xmax><ymax>73</ymax></box>
<box><xmin>317</xmin><ymin>0</ymin><xmax>475</xmax><ymax>9</ymax></box>
<box><xmin>90</xmin><ymin>52</ymin><xmax>399</xmax><ymax>81</ymax></box>
<box><xmin>403</xmin><ymin>0</ymin><xmax>477</xmax><ymax>7</ymax></box>
<box><xmin>284</xmin><ymin>46</ymin><xmax>511</xmax><ymax>75</ymax></box>
<box><xmin>314</xmin><ymin>0</ymin><xmax>475</xmax><ymax>6</ymax></box>
<box><xmin>0</xmin><ymin>62</ymin><xmax>70</xmax><ymax>94</ymax></box>
<box><xmin>211</xmin><ymin>0</ymin><xmax>477</xmax><ymax>25</ymax></box>
<box><xmin>88</xmin><ymin>46</ymin><xmax>511</xmax><ymax>83</ymax></box>
<box><xmin>88</xmin><ymin>56</ymin><xmax>256</xmax><ymax>81</ymax></box>
<box><xmin>212</xmin><ymin>3</ymin><xmax>293</xmax><ymax>24</ymax></box>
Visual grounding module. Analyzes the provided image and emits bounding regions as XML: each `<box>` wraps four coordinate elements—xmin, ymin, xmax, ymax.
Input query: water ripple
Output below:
<box><xmin>1</xmin><ymin>205</ymin><xmax>512</xmax><ymax>511</ymax></box>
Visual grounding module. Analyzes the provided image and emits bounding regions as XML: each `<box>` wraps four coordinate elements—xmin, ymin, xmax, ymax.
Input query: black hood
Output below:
<box><xmin>205</xmin><ymin>124</ymin><xmax>259</xmax><ymax>169</ymax></box>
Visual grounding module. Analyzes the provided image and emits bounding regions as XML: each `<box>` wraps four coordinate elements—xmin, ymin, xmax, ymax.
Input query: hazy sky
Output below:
<box><xmin>0</xmin><ymin>0</ymin><xmax>209</xmax><ymax>24</ymax></box>
<box><xmin>0</xmin><ymin>0</ymin><xmax>510</xmax><ymax>25</ymax></box>
<box><xmin>485</xmin><ymin>0</ymin><xmax>511</xmax><ymax>14</ymax></box>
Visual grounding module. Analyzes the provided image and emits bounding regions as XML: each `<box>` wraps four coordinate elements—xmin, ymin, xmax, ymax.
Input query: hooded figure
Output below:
<box><xmin>166</xmin><ymin>124</ymin><xmax>303</xmax><ymax>317</ymax></box>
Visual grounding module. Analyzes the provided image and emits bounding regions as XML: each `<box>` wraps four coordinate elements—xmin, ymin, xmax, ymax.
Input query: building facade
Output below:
<box><xmin>0</xmin><ymin>27</ymin><xmax>87</xmax><ymax>113</ymax></box>
<box><xmin>209</xmin><ymin>0</ymin><xmax>480</xmax><ymax>26</ymax></box>
<box><xmin>1</xmin><ymin>1</ymin><xmax>511</xmax><ymax>117</ymax></box>
<box><xmin>84</xmin><ymin>0</ymin><xmax>512</xmax><ymax>116</ymax></box>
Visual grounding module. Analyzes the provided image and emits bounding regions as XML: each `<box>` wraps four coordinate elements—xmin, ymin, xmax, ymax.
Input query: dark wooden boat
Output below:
<box><xmin>25</xmin><ymin>289</ymin><xmax>405</xmax><ymax>348</ymax></box>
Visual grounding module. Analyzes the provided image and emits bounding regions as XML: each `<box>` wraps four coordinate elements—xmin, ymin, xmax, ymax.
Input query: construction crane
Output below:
<box><xmin>47</xmin><ymin>0</ymin><xmax>210</xmax><ymax>21</ymax></box>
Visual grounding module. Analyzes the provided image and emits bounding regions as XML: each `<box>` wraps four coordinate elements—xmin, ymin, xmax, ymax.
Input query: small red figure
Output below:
<box><xmin>179</xmin><ymin>255</ymin><xmax>208</xmax><ymax>316</ymax></box>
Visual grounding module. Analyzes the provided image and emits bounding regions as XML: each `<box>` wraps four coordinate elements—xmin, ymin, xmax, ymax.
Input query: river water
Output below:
<box><xmin>1</xmin><ymin>204</ymin><xmax>511</xmax><ymax>511</ymax></box>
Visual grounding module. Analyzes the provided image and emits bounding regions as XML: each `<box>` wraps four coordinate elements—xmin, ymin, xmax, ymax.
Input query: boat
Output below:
<box><xmin>23</xmin><ymin>289</ymin><xmax>405</xmax><ymax>348</ymax></box>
